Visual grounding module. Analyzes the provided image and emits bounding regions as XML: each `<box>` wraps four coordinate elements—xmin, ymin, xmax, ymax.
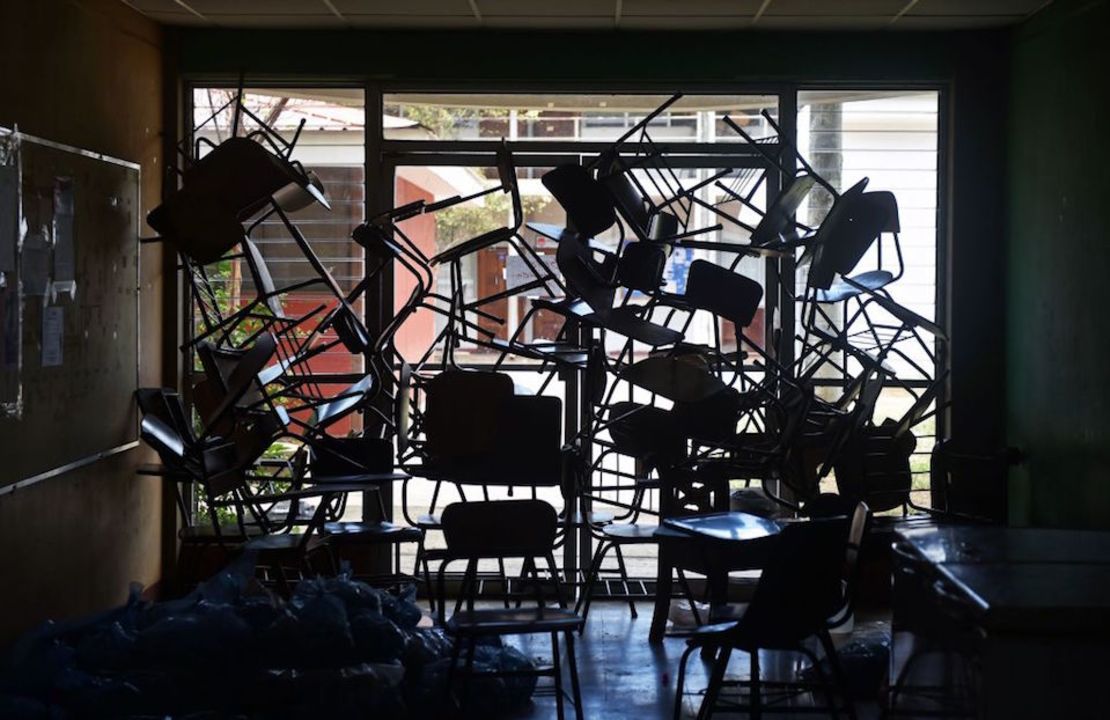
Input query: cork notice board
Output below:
<box><xmin>0</xmin><ymin>130</ymin><xmax>140</xmax><ymax>489</ymax></box>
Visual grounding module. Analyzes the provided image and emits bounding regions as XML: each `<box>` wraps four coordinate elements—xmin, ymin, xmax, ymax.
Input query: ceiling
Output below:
<box><xmin>122</xmin><ymin>0</ymin><xmax>1051</xmax><ymax>31</ymax></box>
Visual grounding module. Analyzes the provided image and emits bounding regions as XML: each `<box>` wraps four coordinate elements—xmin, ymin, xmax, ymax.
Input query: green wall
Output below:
<box><xmin>1007</xmin><ymin>0</ymin><xmax>1110</xmax><ymax>528</ymax></box>
<box><xmin>174</xmin><ymin>25</ymin><xmax>1013</xmax><ymax>519</ymax></box>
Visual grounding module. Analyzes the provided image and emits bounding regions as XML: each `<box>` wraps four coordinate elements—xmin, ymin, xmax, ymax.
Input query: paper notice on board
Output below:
<box><xmin>42</xmin><ymin>306</ymin><xmax>62</xmax><ymax>367</ymax></box>
<box><xmin>504</xmin><ymin>255</ymin><xmax>535</xmax><ymax>288</ymax></box>
<box><xmin>53</xmin><ymin>178</ymin><xmax>75</xmax><ymax>283</ymax></box>
<box><xmin>22</xmin><ymin>231</ymin><xmax>50</xmax><ymax>296</ymax></box>
<box><xmin>0</xmin><ymin>164</ymin><xmax>16</xmax><ymax>276</ymax></box>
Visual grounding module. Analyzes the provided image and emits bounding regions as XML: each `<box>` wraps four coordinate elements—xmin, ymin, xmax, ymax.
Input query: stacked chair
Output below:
<box><xmin>134</xmin><ymin>90</ymin><xmax>1011</xmax><ymax>717</ymax></box>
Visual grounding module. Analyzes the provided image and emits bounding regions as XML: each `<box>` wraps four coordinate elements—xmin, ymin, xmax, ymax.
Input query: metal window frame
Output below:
<box><xmin>174</xmin><ymin>77</ymin><xmax>951</xmax><ymax>578</ymax></box>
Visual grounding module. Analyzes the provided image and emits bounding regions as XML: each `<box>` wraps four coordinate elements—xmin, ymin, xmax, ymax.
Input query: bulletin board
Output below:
<box><xmin>0</xmin><ymin>129</ymin><xmax>141</xmax><ymax>490</ymax></box>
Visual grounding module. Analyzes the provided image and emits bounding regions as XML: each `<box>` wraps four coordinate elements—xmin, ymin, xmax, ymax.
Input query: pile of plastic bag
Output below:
<box><xmin>0</xmin><ymin>553</ymin><xmax>537</xmax><ymax>719</ymax></box>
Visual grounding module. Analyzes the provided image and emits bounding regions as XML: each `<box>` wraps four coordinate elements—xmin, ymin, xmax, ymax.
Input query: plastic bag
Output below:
<box><xmin>402</xmin><ymin>627</ymin><xmax>453</xmax><ymax>669</ymax></box>
<box><xmin>380</xmin><ymin>585</ymin><xmax>422</xmax><ymax>630</ymax></box>
<box><xmin>137</xmin><ymin>602</ymin><xmax>253</xmax><ymax>669</ymax></box>
<box><xmin>350</xmin><ymin>612</ymin><xmax>407</xmax><ymax>663</ymax></box>
<box><xmin>800</xmin><ymin>623</ymin><xmax>891</xmax><ymax>699</ymax></box>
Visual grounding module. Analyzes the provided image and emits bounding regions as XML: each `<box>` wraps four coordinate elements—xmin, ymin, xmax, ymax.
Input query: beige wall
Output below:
<box><xmin>0</xmin><ymin>0</ymin><xmax>165</xmax><ymax>645</ymax></box>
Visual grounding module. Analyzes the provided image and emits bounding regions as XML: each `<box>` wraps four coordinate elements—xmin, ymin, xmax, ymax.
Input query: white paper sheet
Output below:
<box><xmin>22</xmin><ymin>231</ymin><xmax>50</xmax><ymax>296</ymax></box>
<box><xmin>42</xmin><ymin>305</ymin><xmax>63</xmax><ymax>367</ymax></box>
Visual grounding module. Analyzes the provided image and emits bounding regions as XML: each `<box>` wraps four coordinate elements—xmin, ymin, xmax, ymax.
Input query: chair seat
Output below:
<box><xmin>323</xmin><ymin>521</ymin><xmax>422</xmax><ymax>543</ymax></box>
<box><xmin>432</xmin><ymin>226</ymin><xmax>515</xmax><ymax>264</ymax></box>
<box><xmin>562</xmin><ymin>510</ymin><xmax>615</xmax><ymax>527</ymax></box>
<box><xmin>447</xmin><ymin>606</ymin><xmax>583</xmax><ymax>635</ymax></box>
<box><xmin>246</xmin><ymin>533</ymin><xmax>328</xmax><ymax>555</ymax></box>
<box><xmin>417</xmin><ymin>513</ymin><xmax>442</xmax><ymax>528</ymax></box>
<box><xmin>179</xmin><ymin>524</ymin><xmax>264</xmax><ymax>544</ymax></box>
<box><xmin>816</xmin><ymin>269</ymin><xmax>894</xmax><ymax>303</ymax></box>
<box><xmin>585</xmin><ymin>307</ymin><xmax>684</xmax><ymax>347</ymax></box>
<box><xmin>601</xmin><ymin>523</ymin><xmax>660</xmax><ymax>543</ymax></box>
<box><xmin>483</xmin><ymin>337</ymin><xmax>589</xmax><ymax>368</ymax></box>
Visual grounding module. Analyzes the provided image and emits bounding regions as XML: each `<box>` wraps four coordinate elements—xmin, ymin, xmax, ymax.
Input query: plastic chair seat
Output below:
<box><xmin>179</xmin><ymin>524</ymin><xmax>264</xmax><ymax>544</ymax></box>
<box><xmin>314</xmin><ymin>375</ymin><xmax>374</xmax><ymax>427</ymax></box>
<box><xmin>447</xmin><ymin>607</ymin><xmax>583</xmax><ymax>636</ymax></box>
<box><xmin>246</xmin><ymin>533</ymin><xmax>328</xmax><ymax>555</ymax></box>
<box><xmin>586</xmin><ymin>307</ymin><xmax>683</xmax><ymax>347</ymax></box>
<box><xmin>562</xmin><ymin>510</ymin><xmax>615</xmax><ymax>527</ymax></box>
<box><xmin>432</xmin><ymin>226</ymin><xmax>515</xmax><ymax>265</ymax></box>
<box><xmin>417</xmin><ymin>513</ymin><xmax>442</xmax><ymax>529</ymax></box>
<box><xmin>323</xmin><ymin>521</ymin><xmax>422</xmax><ymax>544</ymax></box>
<box><xmin>816</xmin><ymin>269</ymin><xmax>894</xmax><ymax>303</ymax></box>
<box><xmin>600</xmin><ymin>523</ymin><xmax>659</xmax><ymax>543</ymax></box>
<box><xmin>484</xmin><ymin>337</ymin><xmax>589</xmax><ymax>368</ymax></box>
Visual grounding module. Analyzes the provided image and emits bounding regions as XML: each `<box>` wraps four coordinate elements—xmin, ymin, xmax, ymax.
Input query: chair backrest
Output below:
<box><xmin>659</xmin><ymin>462</ymin><xmax>731</xmax><ymax>519</ymax></box>
<box><xmin>750</xmin><ymin>173</ymin><xmax>817</xmax><ymax>246</ymax></box>
<box><xmin>423</xmin><ymin>369</ymin><xmax>515</xmax><ymax>466</ymax></box>
<box><xmin>135</xmin><ymin>387</ymin><xmax>248</xmax><ymax>498</ymax></box>
<box><xmin>441</xmin><ymin>499</ymin><xmax>558</xmax><ymax>558</ymax></box>
<box><xmin>845</xmin><ymin>501</ymin><xmax>871</xmax><ymax>588</ymax></box>
<box><xmin>862</xmin><ymin>190</ymin><xmax>900</xmax><ymax>234</ymax></box>
<box><xmin>555</xmin><ymin>234</ymin><xmax>617</xmax><ymax>312</ymax></box>
<box><xmin>737</xmin><ymin>517</ymin><xmax>849</xmax><ymax>646</ymax></box>
<box><xmin>833</xmin><ymin>422</ymin><xmax>916</xmax><ymax>513</ymax></box>
<box><xmin>607</xmin><ymin>401</ymin><xmax>685</xmax><ymax>472</ymax></box>
<box><xmin>491</xmin><ymin>394</ymin><xmax>563</xmax><ymax>487</ymax></box>
<box><xmin>241</xmin><ymin>237</ymin><xmax>284</xmax><ymax>317</ymax></box>
<box><xmin>805</xmin><ymin>177</ymin><xmax>870</xmax><ymax>290</ymax></box>
<box><xmin>541</xmin><ymin>164</ymin><xmax>617</xmax><ymax>240</ymax></box>
<box><xmin>616</xmin><ymin>241</ymin><xmax>667</xmax><ymax>294</ymax></box>
<box><xmin>602</xmin><ymin>165</ymin><xmax>651</xmax><ymax>236</ymax></box>
<box><xmin>817</xmin><ymin>184</ymin><xmax>891</xmax><ymax>281</ymax></box>
<box><xmin>193</xmin><ymin>333</ymin><xmax>277</xmax><ymax>438</ymax></box>
<box><xmin>182</xmin><ymin>136</ymin><xmax>307</xmax><ymax>221</ymax></box>
<box><xmin>670</xmin><ymin>387</ymin><xmax>743</xmax><ymax>444</ymax></box>
<box><xmin>135</xmin><ymin>387</ymin><xmax>193</xmax><ymax>444</ymax></box>
<box><xmin>684</xmin><ymin>259</ymin><xmax>764</xmax><ymax>329</ymax></box>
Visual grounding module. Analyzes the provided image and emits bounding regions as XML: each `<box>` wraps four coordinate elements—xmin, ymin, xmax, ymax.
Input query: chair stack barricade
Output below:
<box><xmin>134</xmin><ymin>89</ymin><xmax>977</xmax><ymax>635</ymax></box>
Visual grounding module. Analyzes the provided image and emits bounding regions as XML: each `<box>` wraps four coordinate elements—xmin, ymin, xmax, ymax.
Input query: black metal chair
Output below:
<box><xmin>672</xmin><ymin>517</ymin><xmax>857</xmax><ymax>720</ymax></box>
<box><xmin>437</xmin><ymin>499</ymin><xmax>584</xmax><ymax>720</ymax></box>
<box><xmin>428</xmin><ymin>141</ymin><xmax>562</xmax><ymax>367</ymax></box>
<box><xmin>400</xmin><ymin>369</ymin><xmax>573</xmax><ymax>613</ymax></box>
<box><xmin>135</xmin><ymin>385</ymin><xmax>349</xmax><ymax>595</ymax></box>
<box><xmin>884</xmin><ymin>539</ymin><xmax>983</xmax><ymax>719</ymax></box>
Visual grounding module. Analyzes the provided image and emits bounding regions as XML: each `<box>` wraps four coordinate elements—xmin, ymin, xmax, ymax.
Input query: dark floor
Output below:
<box><xmin>472</xmin><ymin>602</ymin><xmax>883</xmax><ymax>719</ymax></box>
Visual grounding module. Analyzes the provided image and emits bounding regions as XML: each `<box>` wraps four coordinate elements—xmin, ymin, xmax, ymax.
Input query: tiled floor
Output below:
<box><xmin>466</xmin><ymin>602</ymin><xmax>883</xmax><ymax>719</ymax></box>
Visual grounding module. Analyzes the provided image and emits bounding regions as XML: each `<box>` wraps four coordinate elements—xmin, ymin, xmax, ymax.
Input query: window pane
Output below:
<box><xmin>384</xmin><ymin>93</ymin><xmax>778</xmax><ymax>142</ymax></box>
<box><xmin>190</xmin><ymin>86</ymin><xmax>366</xmax><ymax>379</ymax></box>
<box><xmin>796</xmin><ymin>89</ymin><xmax>940</xmax><ymax>382</ymax></box>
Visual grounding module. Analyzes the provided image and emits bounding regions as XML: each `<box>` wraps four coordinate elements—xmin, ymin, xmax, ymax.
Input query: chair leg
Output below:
<box><xmin>697</xmin><ymin>646</ymin><xmax>732</xmax><ymax>720</ymax></box>
<box><xmin>613</xmin><ymin>544</ymin><xmax>638</xmax><ymax>619</ymax></box>
<box><xmin>578</xmin><ymin>541</ymin><xmax>613</xmax><ymax>630</ymax></box>
<box><xmin>497</xmin><ymin>557</ymin><xmax>510</xmax><ymax>608</ymax></box>
<box><xmin>564</xmin><ymin>630</ymin><xmax>584</xmax><ymax>720</ymax></box>
<box><xmin>819</xmin><ymin>630</ymin><xmax>857</xmax><ymax>720</ymax></box>
<box><xmin>676</xmin><ymin>569</ymin><xmax>702</xmax><ymax>626</ymax></box>
<box><xmin>575</xmin><ymin>542</ymin><xmax>605</xmax><ymax>616</ymax></box>
<box><xmin>517</xmin><ymin>556</ymin><xmax>535</xmax><ymax>609</ymax></box>
<box><xmin>551</xmin><ymin>631</ymin><xmax>566</xmax><ymax>720</ymax></box>
<box><xmin>750</xmin><ymin>649</ymin><xmax>762</xmax><ymax>720</ymax></box>
<box><xmin>415</xmin><ymin>538</ymin><xmax>434</xmax><ymax>614</ymax></box>
<box><xmin>674</xmin><ymin>643</ymin><xmax>700</xmax><ymax>720</ymax></box>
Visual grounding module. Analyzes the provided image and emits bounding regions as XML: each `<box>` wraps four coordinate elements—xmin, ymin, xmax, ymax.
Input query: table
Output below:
<box><xmin>893</xmin><ymin>525</ymin><xmax>1110</xmax><ymax>718</ymax></box>
<box><xmin>649</xmin><ymin>511</ymin><xmax>783</xmax><ymax>642</ymax></box>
